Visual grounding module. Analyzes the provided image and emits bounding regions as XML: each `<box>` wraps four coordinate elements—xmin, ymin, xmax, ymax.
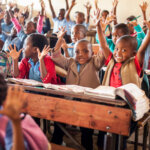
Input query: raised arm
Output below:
<box><xmin>84</xmin><ymin>2</ymin><xmax>92</xmax><ymax>24</ymax></box>
<box><xmin>0</xmin><ymin>86</ymin><xmax>25</xmax><ymax>150</ymax></box>
<box><xmin>111</xmin><ymin>0</ymin><xmax>118</xmax><ymax>25</ymax></box>
<box><xmin>95</xmin><ymin>9</ymin><xmax>111</xmax><ymax>59</ymax></box>
<box><xmin>94</xmin><ymin>0</ymin><xmax>98</xmax><ymax>9</ymax></box>
<box><xmin>65</xmin><ymin>0</ymin><xmax>76</xmax><ymax>22</ymax></box>
<box><xmin>137</xmin><ymin>21</ymin><xmax>150</xmax><ymax>66</ymax></box>
<box><xmin>65</xmin><ymin>0</ymin><xmax>69</xmax><ymax>10</ymax></box>
<box><xmin>48</xmin><ymin>0</ymin><xmax>56</xmax><ymax>18</ymax></box>
<box><xmin>139</xmin><ymin>2</ymin><xmax>148</xmax><ymax>22</ymax></box>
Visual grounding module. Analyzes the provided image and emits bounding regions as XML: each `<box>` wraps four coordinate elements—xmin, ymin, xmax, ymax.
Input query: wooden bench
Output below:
<box><xmin>50</xmin><ymin>143</ymin><xmax>76</xmax><ymax>150</ymax></box>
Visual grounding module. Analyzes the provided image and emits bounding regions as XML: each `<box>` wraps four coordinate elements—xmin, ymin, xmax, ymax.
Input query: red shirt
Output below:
<box><xmin>105</xmin><ymin>53</ymin><xmax>142</xmax><ymax>88</ymax></box>
<box><xmin>17</xmin><ymin>55</ymin><xmax>58</xmax><ymax>84</ymax></box>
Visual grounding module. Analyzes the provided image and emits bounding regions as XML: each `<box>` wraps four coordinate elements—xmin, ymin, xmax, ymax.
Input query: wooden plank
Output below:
<box><xmin>8</xmin><ymin>84</ymin><xmax>126</xmax><ymax>106</ymax></box>
<box><xmin>22</xmin><ymin>92</ymin><xmax>132</xmax><ymax>136</ymax></box>
<box><xmin>51</xmin><ymin>143</ymin><xmax>76</xmax><ymax>150</ymax></box>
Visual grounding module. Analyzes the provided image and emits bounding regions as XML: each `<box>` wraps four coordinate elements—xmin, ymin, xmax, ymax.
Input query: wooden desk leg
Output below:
<box><xmin>143</xmin><ymin>123</ymin><xmax>149</xmax><ymax>150</ymax></box>
<box><xmin>134</xmin><ymin>127</ymin><xmax>139</xmax><ymax>150</ymax></box>
<box><xmin>117</xmin><ymin>135</ymin><xmax>123</xmax><ymax>150</ymax></box>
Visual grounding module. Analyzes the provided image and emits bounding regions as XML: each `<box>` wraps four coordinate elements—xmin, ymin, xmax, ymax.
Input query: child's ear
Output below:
<box><xmin>33</xmin><ymin>47</ymin><xmax>38</xmax><ymax>53</ymax></box>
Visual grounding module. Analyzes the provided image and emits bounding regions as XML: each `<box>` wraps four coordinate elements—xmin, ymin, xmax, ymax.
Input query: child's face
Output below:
<box><xmin>71</xmin><ymin>27</ymin><xmax>85</xmax><ymax>43</ymax></box>
<box><xmin>4</xmin><ymin>13</ymin><xmax>11</xmax><ymax>25</ymax></box>
<box><xmin>112</xmin><ymin>28</ymin><xmax>125</xmax><ymax>44</ymax></box>
<box><xmin>10</xmin><ymin>27</ymin><xmax>17</xmax><ymax>37</ymax></box>
<box><xmin>24</xmin><ymin>37</ymin><xmax>37</xmax><ymax>58</ymax></box>
<box><xmin>113</xmin><ymin>40</ymin><xmax>135</xmax><ymax>63</ymax></box>
<box><xmin>24</xmin><ymin>22</ymin><xmax>36</xmax><ymax>35</ymax></box>
<box><xmin>75</xmin><ymin>42</ymin><xmax>93</xmax><ymax>64</ymax></box>
<box><xmin>126</xmin><ymin>22</ymin><xmax>134</xmax><ymax>34</ymax></box>
<box><xmin>101</xmin><ymin>12</ymin><xmax>108</xmax><ymax>20</ymax></box>
<box><xmin>58</xmin><ymin>10</ymin><xmax>65</xmax><ymax>20</ymax></box>
<box><xmin>74</xmin><ymin>13</ymin><xmax>85</xmax><ymax>24</ymax></box>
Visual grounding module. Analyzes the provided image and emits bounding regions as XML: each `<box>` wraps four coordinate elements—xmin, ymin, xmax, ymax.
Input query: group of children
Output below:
<box><xmin>0</xmin><ymin>0</ymin><xmax>150</xmax><ymax>150</ymax></box>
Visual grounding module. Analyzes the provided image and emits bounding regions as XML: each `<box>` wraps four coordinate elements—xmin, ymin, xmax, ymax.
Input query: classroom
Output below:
<box><xmin>0</xmin><ymin>0</ymin><xmax>150</xmax><ymax>150</ymax></box>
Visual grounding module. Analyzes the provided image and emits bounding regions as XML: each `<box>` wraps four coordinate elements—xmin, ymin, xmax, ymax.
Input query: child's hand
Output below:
<box><xmin>92</xmin><ymin>8</ymin><xmax>101</xmax><ymax>26</ymax></box>
<box><xmin>112</xmin><ymin>0</ymin><xmax>119</xmax><ymax>8</ymax></box>
<box><xmin>37</xmin><ymin>45</ymin><xmax>51</xmax><ymax>60</ymax></box>
<box><xmin>8</xmin><ymin>45</ymin><xmax>23</xmax><ymax>60</ymax></box>
<box><xmin>40</xmin><ymin>0</ymin><xmax>45</xmax><ymax>10</ymax></box>
<box><xmin>0</xmin><ymin>86</ymin><xmax>25</xmax><ymax>121</ymax></box>
<box><xmin>57</xmin><ymin>26</ymin><xmax>67</xmax><ymax>39</ymax></box>
<box><xmin>84</xmin><ymin>2</ymin><xmax>92</xmax><ymax>12</ymax></box>
<box><xmin>71</xmin><ymin>0</ymin><xmax>76</xmax><ymax>7</ymax></box>
<box><xmin>139</xmin><ymin>2</ymin><xmax>148</xmax><ymax>13</ymax></box>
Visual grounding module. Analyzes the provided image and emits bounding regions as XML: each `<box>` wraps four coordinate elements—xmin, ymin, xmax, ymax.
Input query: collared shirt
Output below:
<box><xmin>28</xmin><ymin>58</ymin><xmax>42</xmax><ymax>82</ymax></box>
<box><xmin>105</xmin><ymin>53</ymin><xmax>142</xmax><ymax>88</ymax></box>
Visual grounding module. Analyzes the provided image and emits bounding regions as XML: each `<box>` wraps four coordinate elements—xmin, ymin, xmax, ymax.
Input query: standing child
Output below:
<box><xmin>51</xmin><ymin>29</ymin><xmax>105</xmax><ymax>150</ymax></box>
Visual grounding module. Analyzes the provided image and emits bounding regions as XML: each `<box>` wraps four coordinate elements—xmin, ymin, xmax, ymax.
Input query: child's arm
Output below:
<box><xmin>8</xmin><ymin>10</ymin><xmax>22</xmax><ymax>33</ymax></box>
<box><xmin>8</xmin><ymin>45</ymin><xmax>22</xmax><ymax>77</ymax></box>
<box><xmin>139</xmin><ymin>2</ymin><xmax>148</xmax><ymax>22</ymax></box>
<box><xmin>137</xmin><ymin>21</ymin><xmax>150</xmax><ymax>66</ymax></box>
<box><xmin>96</xmin><ymin>9</ymin><xmax>111</xmax><ymax>59</ymax></box>
<box><xmin>94</xmin><ymin>0</ymin><xmax>98</xmax><ymax>9</ymax></box>
<box><xmin>111</xmin><ymin>0</ymin><xmax>118</xmax><ymax>25</ymax></box>
<box><xmin>65</xmin><ymin>0</ymin><xmax>76</xmax><ymax>22</ymax></box>
<box><xmin>65</xmin><ymin>0</ymin><xmax>69</xmax><ymax>10</ymax></box>
<box><xmin>48</xmin><ymin>0</ymin><xmax>56</xmax><ymax>19</ymax></box>
<box><xmin>61</xmin><ymin>39</ymin><xmax>70</xmax><ymax>57</ymax></box>
<box><xmin>37</xmin><ymin>0</ymin><xmax>45</xmax><ymax>34</ymax></box>
<box><xmin>84</xmin><ymin>2</ymin><xmax>92</xmax><ymax>25</ymax></box>
<box><xmin>0</xmin><ymin>86</ymin><xmax>25</xmax><ymax>150</ymax></box>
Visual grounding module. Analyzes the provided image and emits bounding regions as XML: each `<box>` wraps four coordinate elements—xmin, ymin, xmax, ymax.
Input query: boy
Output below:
<box><xmin>96</xmin><ymin>8</ymin><xmax>150</xmax><ymax>149</ymax></box>
<box><xmin>61</xmin><ymin>24</ymin><xmax>87</xmax><ymax>57</ymax></box>
<box><xmin>51</xmin><ymin>29</ymin><xmax>105</xmax><ymax>149</ymax></box>
<box><xmin>65</xmin><ymin>0</ymin><xmax>91</xmax><ymax>30</ymax></box>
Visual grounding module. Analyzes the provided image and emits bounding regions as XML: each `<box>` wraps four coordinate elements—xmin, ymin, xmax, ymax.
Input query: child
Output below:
<box><xmin>8</xmin><ymin>33</ymin><xmax>58</xmax><ymax>84</ymax></box>
<box><xmin>0</xmin><ymin>11</ymin><xmax>14</xmax><ymax>41</ymax></box>
<box><xmin>8</xmin><ymin>0</ymin><xmax>45</xmax><ymax>49</ymax></box>
<box><xmin>51</xmin><ymin>29</ymin><xmax>105</xmax><ymax>149</ymax></box>
<box><xmin>96</xmin><ymin>8</ymin><xmax>150</xmax><ymax>149</ymax></box>
<box><xmin>65</xmin><ymin>0</ymin><xmax>91</xmax><ymax>29</ymax></box>
<box><xmin>2</xmin><ymin>27</ymin><xmax>21</xmax><ymax>52</ymax></box>
<box><xmin>0</xmin><ymin>74</ymin><xmax>51</xmax><ymax>150</ymax></box>
<box><xmin>61</xmin><ymin>24</ymin><xmax>87</xmax><ymax>57</ymax></box>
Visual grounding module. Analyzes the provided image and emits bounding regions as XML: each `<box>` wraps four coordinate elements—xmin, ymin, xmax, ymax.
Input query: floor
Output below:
<box><xmin>43</xmin><ymin>121</ymin><xmax>150</xmax><ymax>150</ymax></box>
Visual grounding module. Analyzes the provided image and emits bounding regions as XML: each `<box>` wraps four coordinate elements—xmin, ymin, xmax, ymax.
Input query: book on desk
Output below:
<box><xmin>7</xmin><ymin>78</ymin><xmax>149</xmax><ymax>121</ymax></box>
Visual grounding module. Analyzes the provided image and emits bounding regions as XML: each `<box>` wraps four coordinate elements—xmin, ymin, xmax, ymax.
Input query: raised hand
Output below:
<box><xmin>112</xmin><ymin>0</ymin><xmax>119</xmax><ymax>8</ymax></box>
<box><xmin>84</xmin><ymin>2</ymin><xmax>92</xmax><ymax>12</ymax></box>
<box><xmin>37</xmin><ymin>45</ymin><xmax>51</xmax><ymax>60</ymax></box>
<box><xmin>57</xmin><ymin>26</ymin><xmax>67</xmax><ymax>39</ymax></box>
<box><xmin>41</xmin><ymin>0</ymin><xmax>45</xmax><ymax>9</ymax></box>
<box><xmin>61</xmin><ymin>39</ymin><xmax>68</xmax><ymax>50</ymax></box>
<box><xmin>8</xmin><ymin>45</ymin><xmax>22</xmax><ymax>60</ymax></box>
<box><xmin>94</xmin><ymin>0</ymin><xmax>98</xmax><ymax>9</ymax></box>
<box><xmin>71</xmin><ymin>0</ymin><xmax>76</xmax><ymax>7</ymax></box>
<box><xmin>92</xmin><ymin>8</ymin><xmax>101</xmax><ymax>26</ymax></box>
<box><xmin>139</xmin><ymin>1</ymin><xmax>148</xmax><ymax>13</ymax></box>
<box><xmin>0</xmin><ymin>86</ymin><xmax>25</xmax><ymax>121</ymax></box>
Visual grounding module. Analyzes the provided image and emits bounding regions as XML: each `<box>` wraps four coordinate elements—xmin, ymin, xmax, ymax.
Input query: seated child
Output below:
<box><xmin>0</xmin><ymin>11</ymin><xmax>14</xmax><ymax>41</ymax></box>
<box><xmin>61</xmin><ymin>24</ymin><xmax>87</xmax><ymax>57</ymax></box>
<box><xmin>2</xmin><ymin>27</ymin><xmax>21</xmax><ymax>52</ymax></box>
<box><xmin>51</xmin><ymin>30</ymin><xmax>105</xmax><ymax>149</ymax></box>
<box><xmin>8</xmin><ymin>33</ymin><xmax>58</xmax><ymax>84</ymax></box>
<box><xmin>96</xmin><ymin>8</ymin><xmax>150</xmax><ymax>149</ymax></box>
<box><xmin>0</xmin><ymin>74</ymin><xmax>51</xmax><ymax>150</ymax></box>
<box><xmin>65</xmin><ymin>0</ymin><xmax>91</xmax><ymax>30</ymax></box>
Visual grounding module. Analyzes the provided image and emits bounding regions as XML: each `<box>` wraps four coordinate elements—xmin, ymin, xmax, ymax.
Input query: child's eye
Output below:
<box><xmin>83</xmin><ymin>49</ymin><xmax>88</xmax><ymax>53</ymax></box>
<box><xmin>122</xmin><ymin>49</ymin><xmax>126</xmax><ymax>52</ymax></box>
<box><xmin>75</xmin><ymin>51</ymin><xmax>79</xmax><ymax>54</ymax></box>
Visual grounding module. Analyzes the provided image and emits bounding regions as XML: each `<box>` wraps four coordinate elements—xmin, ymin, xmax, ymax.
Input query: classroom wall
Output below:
<box><xmin>9</xmin><ymin>0</ymin><xmax>150</xmax><ymax>27</ymax></box>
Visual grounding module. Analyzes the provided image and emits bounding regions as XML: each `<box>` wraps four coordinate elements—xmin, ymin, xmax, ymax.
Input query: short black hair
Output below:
<box><xmin>114</xmin><ymin>23</ymin><xmax>130</xmax><ymax>35</ymax></box>
<box><xmin>13</xmin><ymin>7</ymin><xmax>19</xmax><ymax>13</ymax></box>
<box><xmin>72</xmin><ymin>24</ymin><xmax>87</xmax><ymax>36</ymax></box>
<box><xmin>117</xmin><ymin>35</ymin><xmax>137</xmax><ymax>51</ymax></box>
<box><xmin>74</xmin><ymin>39</ymin><xmax>93</xmax><ymax>52</ymax></box>
<box><xmin>28</xmin><ymin>34</ymin><xmax>48</xmax><ymax>52</ymax></box>
<box><xmin>0</xmin><ymin>74</ymin><xmax>8</xmax><ymax>106</ymax></box>
<box><xmin>127</xmin><ymin>15</ymin><xmax>136</xmax><ymax>21</ymax></box>
<box><xmin>102</xmin><ymin>10</ymin><xmax>109</xmax><ymax>15</ymax></box>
